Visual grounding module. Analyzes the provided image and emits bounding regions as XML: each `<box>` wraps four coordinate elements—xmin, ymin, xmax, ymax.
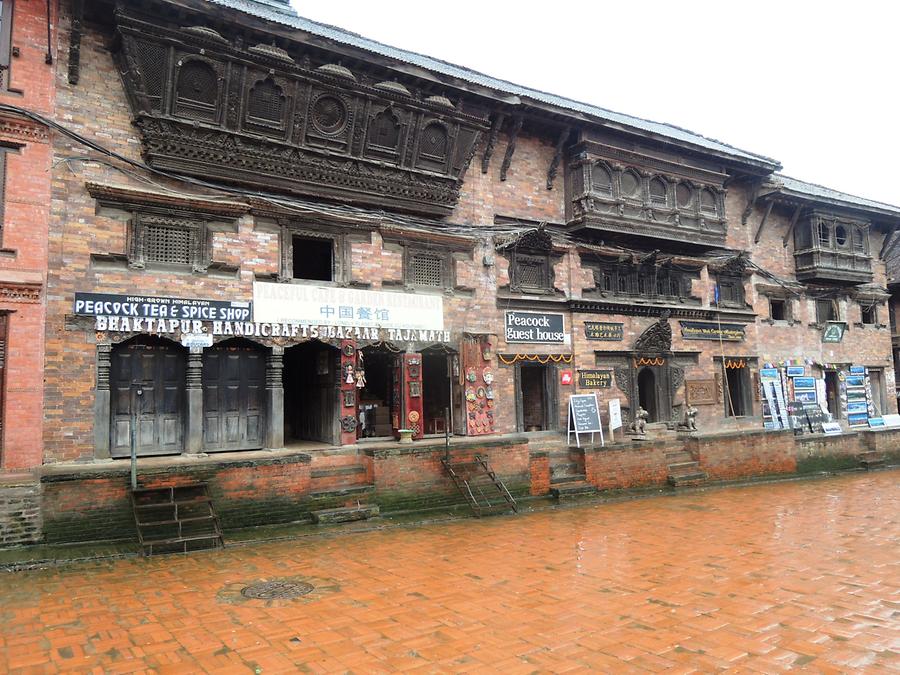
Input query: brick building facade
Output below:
<box><xmin>2</xmin><ymin>0</ymin><xmax>899</xmax><ymax>545</ymax></box>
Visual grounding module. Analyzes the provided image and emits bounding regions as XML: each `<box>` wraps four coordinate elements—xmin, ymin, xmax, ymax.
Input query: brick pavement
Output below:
<box><xmin>1</xmin><ymin>471</ymin><xmax>898</xmax><ymax>673</ymax></box>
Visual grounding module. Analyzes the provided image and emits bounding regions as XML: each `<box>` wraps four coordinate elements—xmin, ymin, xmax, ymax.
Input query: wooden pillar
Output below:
<box><xmin>93</xmin><ymin>343</ymin><xmax>112</xmax><ymax>459</ymax></box>
<box><xmin>185</xmin><ymin>350</ymin><xmax>204</xmax><ymax>454</ymax></box>
<box><xmin>266</xmin><ymin>347</ymin><xmax>284</xmax><ymax>450</ymax></box>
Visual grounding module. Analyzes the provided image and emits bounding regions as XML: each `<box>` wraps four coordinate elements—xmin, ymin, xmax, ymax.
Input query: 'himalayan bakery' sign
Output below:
<box><xmin>679</xmin><ymin>321</ymin><xmax>745</xmax><ymax>342</ymax></box>
<box><xmin>577</xmin><ymin>369</ymin><xmax>613</xmax><ymax>388</ymax></box>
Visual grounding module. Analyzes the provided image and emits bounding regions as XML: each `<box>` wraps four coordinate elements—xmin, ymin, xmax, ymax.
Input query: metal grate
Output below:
<box><xmin>420</xmin><ymin>123</ymin><xmax>447</xmax><ymax>158</ymax></box>
<box><xmin>145</xmin><ymin>224</ymin><xmax>192</xmax><ymax>264</ymax></box>
<box><xmin>248</xmin><ymin>79</ymin><xmax>284</xmax><ymax>123</ymax></box>
<box><xmin>241</xmin><ymin>580</ymin><xmax>314</xmax><ymax>600</ymax></box>
<box><xmin>409</xmin><ymin>253</ymin><xmax>443</xmax><ymax>286</ymax></box>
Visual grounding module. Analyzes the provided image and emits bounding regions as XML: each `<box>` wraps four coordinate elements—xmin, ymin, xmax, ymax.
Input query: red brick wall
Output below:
<box><xmin>691</xmin><ymin>430</ymin><xmax>797</xmax><ymax>480</ymax></box>
<box><xmin>583</xmin><ymin>441</ymin><xmax>672</xmax><ymax>490</ymax></box>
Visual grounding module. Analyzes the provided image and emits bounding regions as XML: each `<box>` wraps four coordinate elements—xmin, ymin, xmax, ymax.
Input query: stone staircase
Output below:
<box><xmin>308</xmin><ymin>451</ymin><xmax>379</xmax><ymax>524</ymax></box>
<box><xmin>131</xmin><ymin>483</ymin><xmax>224</xmax><ymax>556</ymax></box>
<box><xmin>857</xmin><ymin>451</ymin><xmax>886</xmax><ymax>470</ymax></box>
<box><xmin>549</xmin><ymin>446</ymin><xmax>599</xmax><ymax>500</ymax></box>
<box><xmin>666</xmin><ymin>449</ymin><xmax>708</xmax><ymax>487</ymax></box>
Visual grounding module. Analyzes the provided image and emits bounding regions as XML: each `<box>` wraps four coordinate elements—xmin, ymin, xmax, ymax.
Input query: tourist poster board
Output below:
<box><xmin>792</xmin><ymin>377</ymin><xmax>816</xmax><ymax>390</ymax></box>
<box><xmin>567</xmin><ymin>393</ymin><xmax>604</xmax><ymax>448</ymax></box>
<box><xmin>786</xmin><ymin>366</ymin><xmax>805</xmax><ymax>377</ymax></box>
<box><xmin>609</xmin><ymin>399</ymin><xmax>622</xmax><ymax>430</ymax></box>
<box><xmin>868</xmin><ymin>417</ymin><xmax>885</xmax><ymax>428</ymax></box>
<box><xmin>882</xmin><ymin>414</ymin><xmax>900</xmax><ymax>427</ymax></box>
<box><xmin>822</xmin><ymin>422</ymin><xmax>843</xmax><ymax>434</ymax></box>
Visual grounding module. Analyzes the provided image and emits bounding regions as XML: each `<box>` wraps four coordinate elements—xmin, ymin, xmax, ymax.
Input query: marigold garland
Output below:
<box><xmin>498</xmin><ymin>353</ymin><xmax>573</xmax><ymax>365</ymax></box>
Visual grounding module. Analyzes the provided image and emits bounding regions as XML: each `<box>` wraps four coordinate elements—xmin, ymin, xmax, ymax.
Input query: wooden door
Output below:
<box><xmin>202</xmin><ymin>342</ymin><xmax>265</xmax><ymax>451</ymax></box>
<box><xmin>110</xmin><ymin>338</ymin><xmax>185</xmax><ymax>457</ymax></box>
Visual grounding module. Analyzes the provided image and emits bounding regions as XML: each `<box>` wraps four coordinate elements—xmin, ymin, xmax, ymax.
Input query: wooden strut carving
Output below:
<box><xmin>481</xmin><ymin>113</ymin><xmax>505</xmax><ymax>174</ymax></box>
<box><xmin>500</xmin><ymin>115</ymin><xmax>524</xmax><ymax>182</ymax></box>
<box><xmin>68</xmin><ymin>0</ymin><xmax>84</xmax><ymax>85</ymax></box>
<box><xmin>613</xmin><ymin>366</ymin><xmax>634</xmax><ymax>410</ymax></box>
<box><xmin>546</xmin><ymin>126</ymin><xmax>570</xmax><ymax>190</ymax></box>
<box><xmin>633</xmin><ymin>311</ymin><xmax>672</xmax><ymax>353</ymax></box>
<box><xmin>741</xmin><ymin>178</ymin><xmax>763</xmax><ymax>225</ymax></box>
<box><xmin>783</xmin><ymin>204</ymin><xmax>803</xmax><ymax>247</ymax></box>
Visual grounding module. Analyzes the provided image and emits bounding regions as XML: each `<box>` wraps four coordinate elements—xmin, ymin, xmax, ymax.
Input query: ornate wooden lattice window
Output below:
<box><xmin>134</xmin><ymin>39</ymin><xmax>167</xmax><ymax>112</ymax></box>
<box><xmin>675</xmin><ymin>182</ymin><xmax>693</xmax><ymax>209</ymax></box>
<box><xmin>174</xmin><ymin>59</ymin><xmax>219</xmax><ymax>122</ymax></box>
<box><xmin>699</xmin><ymin>188</ymin><xmax>718</xmax><ymax>216</ymax></box>
<box><xmin>620</xmin><ymin>170</ymin><xmax>641</xmax><ymax>199</ymax></box>
<box><xmin>592</xmin><ymin>163</ymin><xmax>613</xmax><ymax>197</ymax></box>
<box><xmin>247</xmin><ymin>77</ymin><xmax>285</xmax><ymax>126</ymax></box>
<box><xmin>405</xmin><ymin>248</ymin><xmax>449</xmax><ymax>288</ymax></box>
<box><xmin>368</xmin><ymin>109</ymin><xmax>400</xmax><ymax>151</ymax></box>
<box><xmin>420</xmin><ymin>123</ymin><xmax>447</xmax><ymax>160</ymax></box>
<box><xmin>649</xmin><ymin>177</ymin><xmax>668</xmax><ymax>207</ymax></box>
<box><xmin>128</xmin><ymin>214</ymin><xmax>209</xmax><ymax>271</ymax></box>
<box><xmin>592</xmin><ymin>261</ymin><xmax>692</xmax><ymax>301</ymax></box>
<box><xmin>510</xmin><ymin>252</ymin><xmax>552</xmax><ymax>293</ymax></box>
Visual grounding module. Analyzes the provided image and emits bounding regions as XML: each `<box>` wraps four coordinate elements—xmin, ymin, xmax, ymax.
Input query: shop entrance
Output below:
<box><xmin>824</xmin><ymin>371</ymin><xmax>840</xmax><ymax>419</ymax></box>
<box><xmin>516</xmin><ymin>363</ymin><xmax>558</xmax><ymax>432</ymax></box>
<box><xmin>358</xmin><ymin>345</ymin><xmax>399</xmax><ymax>439</ymax></box>
<box><xmin>109</xmin><ymin>335</ymin><xmax>185</xmax><ymax>457</ymax></box>
<box><xmin>637</xmin><ymin>367</ymin><xmax>659</xmax><ymax>422</ymax></box>
<box><xmin>422</xmin><ymin>348</ymin><xmax>453</xmax><ymax>435</ymax></box>
<box><xmin>201</xmin><ymin>338</ymin><xmax>266</xmax><ymax>452</ymax></box>
<box><xmin>283</xmin><ymin>341</ymin><xmax>340</xmax><ymax>445</ymax></box>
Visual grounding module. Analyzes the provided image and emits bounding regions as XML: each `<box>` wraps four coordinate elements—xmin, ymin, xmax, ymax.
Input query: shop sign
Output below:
<box><xmin>567</xmin><ymin>393</ymin><xmax>604</xmax><ymax>448</ymax></box>
<box><xmin>74</xmin><ymin>292</ymin><xmax>251</xmax><ymax>321</ymax></box>
<box><xmin>560</xmin><ymin>370</ymin><xmax>573</xmax><ymax>386</ymax></box>
<box><xmin>577</xmin><ymin>369</ymin><xmax>612</xmax><ymax>388</ymax></box>
<box><xmin>253</xmin><ymin>282</ymin><xmax>443</xmax><ymax>331</ymax></box>
<box><xmin>822</xmin><ymin>321</ymin><xmax>846</xmax><ymax>343</ymax></box>
<box><xmin>505</xmin><ymin>311</ymin><xmax>565</xmax><ymax>343</ymax></box>
<box><xmin>680</xmin><ymin>321</ymin><xmax>745</xmax><ymax>341</ymax></box>
<box><xmin>584</xmin><ymin>321</ymin><xmax>623</xmax><ymax>341</ymax></box>
<box><xmin>181</xmin><ymin>333</ymin><xmax>213</xmax><ymax>349</ymax></box>
<box><xmin>92</xmin><ymin>316</ymin><xmax>450</xmax><ymax>343</ymax></box>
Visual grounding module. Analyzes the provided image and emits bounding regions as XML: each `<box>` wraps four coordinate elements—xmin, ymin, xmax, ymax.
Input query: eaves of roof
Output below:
<box><xmin>762</xmin><ymin>174</ymin><xmax>900</xmax><ymax>221</ymax></box>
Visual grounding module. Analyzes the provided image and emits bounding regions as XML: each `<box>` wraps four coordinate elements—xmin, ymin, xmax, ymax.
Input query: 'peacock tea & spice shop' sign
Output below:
<box><xmin>680</xmin><ymin>321</ymin><xmax>745</xmax><ymax>342</ymax></box>
<box><xmin>584</xmin><ymin>322</ymin><xmax>624</xmax><ymax>341</ymax></box>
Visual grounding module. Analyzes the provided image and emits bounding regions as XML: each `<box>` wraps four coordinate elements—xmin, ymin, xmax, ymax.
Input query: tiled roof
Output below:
<box><xmin>771</xmin><ymin>175</ymin><xmax>900</xmax><ymax>216</ymax></box>
<box><xmin>201</xmin><ymin>0</ymin><xmax>779</xmax><ymax>168</ymax></box>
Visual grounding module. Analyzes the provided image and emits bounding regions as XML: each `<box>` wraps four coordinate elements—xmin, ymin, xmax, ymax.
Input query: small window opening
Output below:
<box><xmin>818</xmin><ymin>222</ymin><xmax>830</xmax><ymax>246</ymax></box>
<box><xmin>861</xmin><ymin>304</ymin><xmax>876</xmax><ymax>325</ymax></box>
<box><xmin>816</xmin><ymin>298</ymin><xmax>837</xmax><ymax>323</ymax></box>
<box><xmin>770</xmin><ymin>299</ymin><xmax>787</xmax><ymax>321</ymax></box>
<box><xmin>293</xmin><ymin>236</ymin><xmax>333</xmax><ymax>281</ymax></box>
<box><xmin>835</xmin><ymin>224</ymin><xmax>848</xmax><ymax>247</ymax></box>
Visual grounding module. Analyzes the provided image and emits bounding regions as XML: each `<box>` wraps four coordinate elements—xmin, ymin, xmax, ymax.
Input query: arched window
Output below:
<box><xmin>818</xmin><ymin>221</ymin><xmax>831</xmax><ymax>247</ymax></box>
<box><xmin>620</xmin><ymin>170</ymin><xmax>640</xmax><ymax>198</ymax></box>
<box><xmin>368</xmin><ymin>109</ymin><xmax>401</xmax><ymax>150</ymax></box>
<box><xmin>852</xmin><ymin>226</ymin><xmax>865</xmax><ymax>252</ymax></box>
<box><xmin>175</xmin><ymin>60</ymin><xmax>219</xmax><ymax>121</ymax></box>
<box><xmin>592</xmin><ymin>164</ymin><xmax>613</xmax><ymax>196</ymax></box>
<box><xmin>676</xmin><ymin>183</ymin><xmax>693</xmax><ymax>209</ymax></box>
<box><xmin>649</xmin><ymin>178</ymin><xmax>668</xmax><ymax>206</ymax></box>
<box><xmin>834</xmin><ymin>224</ymin><xmax>848</xmax><ymax>247</ymax></box>
<box><xmin>420</xmin><ymin>123</ymin><xmax>447</xmax><ymax>159</ymax></box>
<box><xmin>699</xmin><ymin>188</ymin><xmax>717</xmax><ymax>215</ymax></box>
<box><xmin>247</xmin><ymin>78</ymin><xmax>285</xmax><ymax>124</ymax></box>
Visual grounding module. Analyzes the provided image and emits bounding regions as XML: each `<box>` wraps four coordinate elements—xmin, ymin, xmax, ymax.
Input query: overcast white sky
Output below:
<box><xmin>290</xmin><ymin>1</ymin><xmax>899</xmax><ymax>205</ymax></box>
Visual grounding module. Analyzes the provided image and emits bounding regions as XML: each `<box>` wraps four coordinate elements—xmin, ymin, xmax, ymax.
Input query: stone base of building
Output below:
<box><xmin>2</xmin><ymin>429</ymin><xmax>898</xmax><ymax>548</ymax></box>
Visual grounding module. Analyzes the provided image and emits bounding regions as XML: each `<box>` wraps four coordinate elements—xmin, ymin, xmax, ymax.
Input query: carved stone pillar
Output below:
<box><xmin>94</xmin><ymin>343</ymin><xmax>112</xmax><ymax>459</ymax></box>
<box><xmin>266</xmin><ymin>347</ymin><xmax>284</xmax><ymax>450</ymax></box>
<box><xmin>185</xmin><ymin>350</ymin><xmax>204</xmax><ymax>454</ymax></box>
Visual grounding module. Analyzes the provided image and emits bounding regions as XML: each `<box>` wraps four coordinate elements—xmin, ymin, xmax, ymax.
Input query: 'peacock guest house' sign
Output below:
<box><xmin>679</xmin><ymin>321</ymin><xmax>745</xmax><ymax>342</ymax></box>
<box><xmin>505</xmin><ymin>311</ymin><xmax>566</xmax><ymax>343</ymax></box>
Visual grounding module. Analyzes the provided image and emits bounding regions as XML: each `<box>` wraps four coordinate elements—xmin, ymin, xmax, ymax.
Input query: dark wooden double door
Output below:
<box><xmin>202</xmin><ymin>343</ymin><xmax>265</xmax><ymax>452</ymax></box>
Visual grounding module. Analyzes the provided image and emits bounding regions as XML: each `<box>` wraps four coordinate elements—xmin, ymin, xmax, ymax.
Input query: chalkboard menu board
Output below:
<box><xmin>570</xmin><ymin>394</ymin><xmax>602</xmax><ymax>432</ymax></box>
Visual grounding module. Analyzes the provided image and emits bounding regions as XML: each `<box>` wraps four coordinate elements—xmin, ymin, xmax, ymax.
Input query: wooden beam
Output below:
<box><xmin>500</xmin><ymin>115</ymin><xmax>524</xmax><ymax>182</ymax></box>
<box><xmin>741</xmin><ymin>179</ymin><xmax>762</xmax><ymax>225</ymax></box>
<box><xmin>782</xmin><ymin>204</ymin><xmax>802</xmax><ymax>247</ymax></box>
<box><xmin>881</xmin><ymin>230</ymin><xmax>900</xmax><ymax>260</ymax></box>
<box><xmin>753</xmin><ymin>200</ymin><xmax>775</xmax><ymax>244</ymax></box>
<box><xmin>67</xmin><ymin>0</ymin><xmax>84</xmax><ymax>84</ymax></box>
<box><xmin>480</xmin><ymin>113</ymin><xmax>505</xmax><ymax>174</ymax></box>
<box><xmin>546</xmin><ymin>126</ymin><xmax>570</xmax><ymax>190</ymax></box>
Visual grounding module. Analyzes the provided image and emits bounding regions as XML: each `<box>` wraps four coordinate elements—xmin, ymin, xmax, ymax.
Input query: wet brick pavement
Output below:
<box><xmin>1</xmin><ymin>470</ymin><xmax>898</xmax><ymax>673</ymax></box>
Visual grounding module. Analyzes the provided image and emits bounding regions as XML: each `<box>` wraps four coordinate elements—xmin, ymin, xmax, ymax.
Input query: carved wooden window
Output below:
<box><xmin>852</xmin><ymin>226</ymin><xmax>865</xmax><ymax>252</ymax></box>
<box><xmin>129</xmin><ymin>214</ymin><xmax>209</xmax><ymax>271</ymax></box>
<box><xmin>594</xmin><ymin>262</ymin><xmax>691</xmax><ymax>301</ymax></box>
<box><xmin>511</xmin><ymin>253</ymin><xmax>551</xmax><ymax>293</ymax></box>
<box><xmin>817</xmin><ymin>221</ymin><xmax>831</xmax><ymax>247</ymax></box>
<box><xmin>699</xmin><ymin>188</ymin><xmax>717</xmax><ymax>216</ymax></box>
<box><xmin>247</xmin><ymin>77</ymin><xmax>285</xmax><ymax>125</ymax></box>
<box><xmin>0</xmin><ymin>312</ymin><xmax>6</xmax><ymax>448</ymax></box>
<box><xmin>769</xmin><ymin>298</ymin><xmax>789</xmax><ymax>321</ymax></box>
<box><xmin>0</xmin><ymin>146</ymin><xmax>8</xmax><ymax>246</ymax></box>
<box><xmin>0</xmin><ymin>0</ymin><xmax>13</xmax><ymax>92</ymax></box>
<box><xmin>420</xmin><ymin>123</ymin><xmax>448</xmax><ymax>160</ymax></box>
<box><xmin>174</xmin><ymin>60</ymin><xmax>219</xmax><ymax>122</ymax></box>
<box><xmin>406</xmin><ymin>249</ymin><xmax>447</xmax><ymax>288</ymax></box>
<box><xmin>134</xmin><ymin>40</ymin><xmax>167</xmax><ymax>112</ymax></box>
<box><xmin>620</xmin><ymin>170</ymin><xmax>641</xmax><ymax>198</ymax></box>
<box><xmin>368</xmin><ymin>109</ymin><xmax>400</xmax><ymax>151</ymax></box>
<box><xmin>816</xmin><ymin>299</ymin><xmax>838</xmax><ymax>323</ymax></box>
<box><xmin>716</xmin><ymin>275</ymin><xmax>744</xmax><ymax>307</ymax></box>
<box><xmin>834</xmin><ymin>223</ymin><xmax>849</xmax><ymax>248</ymax></box>
<box><xmin>592</xmin><ymin>163</ymin><xmax>613</xmax><ymax>196</ymax></box>
<box><xmin>676</xmin><ymin>182</ymin><xmax>693</xmax><ymax>209</ymax></box>
<box><xmin>860</xmin><ymin>303</ymin><xmax>877</xmax><ymax>325</ymax></box>
<box><xmin>649</xmin><ymin>178</ymin><xmax>668</xmax><ymax>206</ymax></box>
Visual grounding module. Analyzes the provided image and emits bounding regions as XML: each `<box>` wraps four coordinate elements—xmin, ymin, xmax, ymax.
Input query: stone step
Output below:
<box><xmin>550</xmin><ymin>462</ymin><xmax>581</xmax><ymax>477</ymax></box>
<box><xmin>311</xmin><ymin>504</ymin><xmax>380</xmax><ymax>524</ymax></box>
<box><xmin>550</xmin><ymin>473</ymin><xmax>587</xmax><ymax>485</ymax></box>
<box><xmin>665</xmin><ymin>450</ymin><xmax>694</xmax><ymax>464</ymax></box>
<box><xmin>667</xmin><ymin>472</ymin><xmax>708</xmax><ymax>487</ymax></box>
<box><xmin>310</xmin><ymin>465</ymin><xmax>367</xmax><ymax>479</ymax></box>
<box><xmin>549</xmin><ymin>480</ymin><xmax>598</xmax><ymax>500</ymax></box>
<box><xmin>668</xmin><ymin>461</ymin><xmax>701</xmax><ymax>472</ymax></box>
<box><xmin>858</xmin><ymin>452</ymin><xmax>886</xmax><ymax>469</ymax></box>
<box><xmin>308</xmin><ymin>485</ymin><xmax>375</xmax><ymax>501</ymax></box>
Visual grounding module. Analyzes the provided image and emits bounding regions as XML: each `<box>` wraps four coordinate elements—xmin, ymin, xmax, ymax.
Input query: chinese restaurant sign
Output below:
<box><xmin>253</xmin><ymin>282</ymin><xmax>444</xmax><ymax>331</ymax></box>
<box><xmin>680</xmin><ymin>321</ymin><xmax>745</xmax><ymax>342</ymax></box>
<box><xmin>583</xmin><ymin>322</ymin><xmax>624</xmax><ymax>341</ymax></box>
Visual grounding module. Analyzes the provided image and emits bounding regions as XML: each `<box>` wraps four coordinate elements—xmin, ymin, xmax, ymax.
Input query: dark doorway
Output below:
<box><xmin>516</xmin><ymin>363</ymin><xmax>558</xmax><ymax>432</ymax></box>
<box><xmin>824</xmin><ymin>371</ymin><xmax>840</xmax><ymax>419</ymax></box>
<box><xmin>358</xmin><ymin>346</ymin><xmax>398</xmax><ymax>439</ymax></box>
<box><xmin>724</xmin><ymin>367</ymin><xmax>749</xmax><ymax>416</ymax></box>
<box><xmin>422</xmin><ymin>350</ymin><xmax>451</xmax><ymax>435</ymax></box>
<box><xmin>292</xmin><ymin>236</ymin><xmax>333</xmax><ymax>281</ymax></box>
<box><xmin>283</xmin><ymin>341</ymin><xmax>339</xmax><ymax>445</ymax></box>
<box><xmin>110</xmin><ymin>336</ymin><xmax>185</xmax><ymax>457</ymax></box>
<box><xmin>637</xmin><ymin>368</ymin><xmax>658</xmax><ymax>422</ymax></box>
<box><xmin>202</xmin><ymin>339</ymin><xmax>266</xmax><ymax>452</ymax></box>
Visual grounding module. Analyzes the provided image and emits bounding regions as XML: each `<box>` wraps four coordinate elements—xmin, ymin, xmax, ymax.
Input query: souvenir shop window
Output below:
<box><xmin>769</xmin><ymin>298</ymin><xmax>789</xmax><ymax>321</ymax></box>
<box><xmin>860</xmin><ymin>303</ymin><xmax>877</xmax><ymax>325</ymax></box>
<box><xmin>816</xmin><ymin>298</ymin><xmax>839</xmax><ymax>324</ymax></box>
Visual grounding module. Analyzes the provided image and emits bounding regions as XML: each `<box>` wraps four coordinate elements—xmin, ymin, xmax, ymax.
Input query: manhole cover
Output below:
<box><xmin>240</xmin><ymin>580</ymin><xmax>315</xmax><ymax>600</ymax></box>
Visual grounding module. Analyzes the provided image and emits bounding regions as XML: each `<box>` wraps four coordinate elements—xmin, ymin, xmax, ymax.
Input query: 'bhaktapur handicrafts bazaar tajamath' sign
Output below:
<box><xmin>583</xmin><ymin>322</ymin><xmax>624</xmax><ymax>341</ymax></box>
<box><xmin>679</xmin><ymin>321</ymin><xmax>745</xmax><ymax>342</ymax></box>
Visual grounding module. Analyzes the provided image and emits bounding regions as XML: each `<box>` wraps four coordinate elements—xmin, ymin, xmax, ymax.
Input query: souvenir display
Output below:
<box><xmin>465</xmin><ymin>387</ymin><xmax>477</xmax><ymax>402</ymax></box>
<box><xmin>466</xmin><ymin>367</ymin><xmax>477</xmax><ymax>383</ymax></box>
<box><xmin>408</xmin><ymin>410</ymin><xmax>420</xmax><ymax>423</ymax></box>
<box><xmin>485</xmin><ymin>387</ymin><xmax>494</xmax><ymax>400</ymax></box>
<box><xmin>482</xmin><ymin>368</ymin><xmax>494</xmax><ymax>384</ymax></box>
